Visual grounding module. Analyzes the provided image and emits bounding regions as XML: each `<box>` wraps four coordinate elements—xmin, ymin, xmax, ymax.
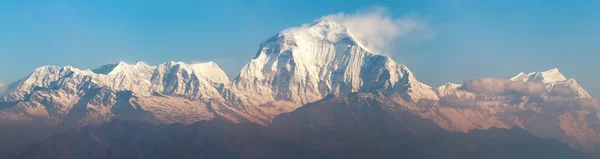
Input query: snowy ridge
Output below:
<box><xmin>0</xmin><ymin>61</ymin><xmax>238</xmax><ymax>127</ymax></box>
<box><xmin>1</xmin><ymin>61</ymin><xmax>229</xmax><ymax>100</ymax></box>
<box><xmin>509</xmin><ymin>68</ymin><xmax>591</xmax><ymax>98</ymax></box>
<box><xmin>510</xmin><ymin>68</ymin><xmax>566</xmax><ymax>83</ymax></box>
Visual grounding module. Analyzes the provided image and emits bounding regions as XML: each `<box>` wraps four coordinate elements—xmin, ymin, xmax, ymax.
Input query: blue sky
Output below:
<box><xmin>1</xmin><ymin>0</ymin><xmax>599</xmax><ymax>97</ymax></box>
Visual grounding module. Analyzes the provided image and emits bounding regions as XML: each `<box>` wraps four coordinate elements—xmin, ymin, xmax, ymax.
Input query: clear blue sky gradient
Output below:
<box><xmin>1</xmin><ymin>0</ymin><xmax>599</xmax><ymax>97</ymax></box>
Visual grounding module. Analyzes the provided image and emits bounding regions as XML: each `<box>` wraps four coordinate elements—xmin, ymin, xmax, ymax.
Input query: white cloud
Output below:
<box><xmin>318</xmin><ymin>7</ymin><xmax>434</xmax><ymax>56</ymax></box>
<box><xmin>462</xmin><ymin>78</ymin><xmax>547</xmax><ymax>96</ymax></box>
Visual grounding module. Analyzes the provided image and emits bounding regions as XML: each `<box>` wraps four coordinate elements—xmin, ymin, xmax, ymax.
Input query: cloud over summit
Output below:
<box><xmin>318</xmin><ymin>7</ymin><xmax>433</xmax><ymax>56</ymax></box>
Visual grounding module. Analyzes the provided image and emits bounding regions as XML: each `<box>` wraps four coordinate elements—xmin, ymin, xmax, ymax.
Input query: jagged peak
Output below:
<box><xmin>530</xmin><ymin>68</ymin><xmax>566</xmax><ymax>83</ymax></box>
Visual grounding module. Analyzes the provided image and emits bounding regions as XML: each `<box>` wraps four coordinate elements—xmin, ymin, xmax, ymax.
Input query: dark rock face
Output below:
<box><xmin>4</xmin><ymin>93</ymin><xmax>593</xmax><ymax>159</ymax></box>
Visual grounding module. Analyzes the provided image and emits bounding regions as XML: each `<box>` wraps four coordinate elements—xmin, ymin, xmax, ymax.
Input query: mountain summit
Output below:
<box><xmin>233</xmin><ymin>20</ymin><xmax>438</xmax><ymax>106</ymax></box>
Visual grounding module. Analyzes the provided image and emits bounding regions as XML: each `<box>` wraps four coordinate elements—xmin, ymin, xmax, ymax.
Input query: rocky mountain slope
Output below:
<box><xmin>4</xmin><ymin>94</ymin><xmax>592</xmax><ymax>159</ymax></box>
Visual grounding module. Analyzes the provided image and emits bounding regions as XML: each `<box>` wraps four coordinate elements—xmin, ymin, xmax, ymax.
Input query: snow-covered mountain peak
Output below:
<box><xmin>234</xmin><ymin>22</ymin><xmax>438</xmax><ymax>106</ymax></box>
<box><xmin>16</xmin><ymin>65</ymin><xmax>88</xmax><ymax>90</ymax></box>
<box><xmin>477</xmin><ymin>68</ymin><xmax>591</xmax><ymax>98</ymax></box>
<box><xmin>536</xmin><ymin>68</ymin><xmax>566</xmax><ymax>83</ymax></box>
<box><xmin>261</xmin><ymin>20</ymin><xmax>371</xmax><ymax>55</ymax></box>
<box><xmin>510</xmin><ymin>68</ymin><xmax>567</xmax><ymax>83</ymax></box>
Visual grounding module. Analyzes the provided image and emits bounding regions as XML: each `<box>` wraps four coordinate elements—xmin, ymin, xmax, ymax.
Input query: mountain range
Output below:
<box><xmin>1</xmin><ymin>20</ymin><xmax>599</xmax><ymax>158</ymax></box>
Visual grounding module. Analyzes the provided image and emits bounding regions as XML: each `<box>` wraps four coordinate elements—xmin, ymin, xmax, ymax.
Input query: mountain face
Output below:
<box><xmin>4</xmin><ymin>94</ymin><xmax>593</xmax><ymax>159</ymax></box>
<box><xmin>232</xmin><ymin>20</ymin><xmax>438</xmax><ymax>106</ymax></box>
<box><xmin>0</xmin><ymin>61</ymin><xmax>237</xmax><ymax>126</ymax></box>
<box><xmin>0</xmin><ymin>20</ymin><xmax>599</xmax><ymax>157</ymax></box>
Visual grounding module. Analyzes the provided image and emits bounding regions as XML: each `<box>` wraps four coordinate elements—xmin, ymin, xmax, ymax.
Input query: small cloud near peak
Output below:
<box><xmin>318</xmin><ymin>7</ymin><xmax>435</xmax><ymax>56</ymax></box>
